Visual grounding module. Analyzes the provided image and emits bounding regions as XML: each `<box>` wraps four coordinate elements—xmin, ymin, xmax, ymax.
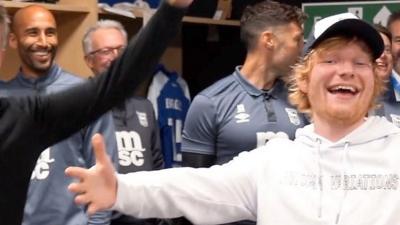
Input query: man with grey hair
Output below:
<box><xmin>0</xmin><ymin>0</ymin><xmax>193</xmax><ymax>224</ymax></box>
<box><xmin>82</xmin><ymin>19</ymin><xmax>165</xmax><ymax>225</ymax></box>
<box><xmin>82</xmin><ymin>20</ymin><xmax>128</xmax><ymax>75</ymax></box>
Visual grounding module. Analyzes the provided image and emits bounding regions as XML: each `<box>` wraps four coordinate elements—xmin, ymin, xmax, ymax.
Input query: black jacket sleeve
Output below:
<box><xmin>39</xmin><ymin>2</ymin><xmax>185</xmax><ymax>146</ymax></box>
<box><xmin>150</xmin><ymin>107</ymin><xmax>164</xmax><ymax>170</ymax></box>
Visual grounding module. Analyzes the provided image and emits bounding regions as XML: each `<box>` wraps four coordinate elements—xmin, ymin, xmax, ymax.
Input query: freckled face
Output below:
<box><xmin>375</xmin><ymin>33</ymin><xmax>393</xmax><ymax>79</ymax></box>
<box><xmin>302</xmin><ymin>41</ymin><xmax>375</xmax><ymax>126</ymax></box>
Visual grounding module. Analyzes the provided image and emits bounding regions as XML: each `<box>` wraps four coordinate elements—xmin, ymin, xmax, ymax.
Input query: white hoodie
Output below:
<box><xmin>113</xmin><ymin>116</ymin><xmax>400</xmax><ymax>225</ymax></box>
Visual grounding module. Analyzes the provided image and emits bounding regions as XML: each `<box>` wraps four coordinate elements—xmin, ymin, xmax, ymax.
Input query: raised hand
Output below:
<box><xmin>167</xmin><ymin>0</ymin><xmax>193</xmax><ymax>8</ymax></box>
<box><xmin>65</xmin><ymin>134</ymin><xmax>117</xmax><ymax>215</ymax></box>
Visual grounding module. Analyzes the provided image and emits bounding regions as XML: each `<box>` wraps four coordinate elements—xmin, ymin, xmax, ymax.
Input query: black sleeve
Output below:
<box><xmin>182</xmin><ymin>152</ymin><xmax>215</xmax><ymax>168</ymax></box>
<box><xmin>29</xmin><ymin>2</ymin><xmax>185</xmax><ymax>149</ymax></box>
<box><xmin>0</xmin><ymin>5</ymin><xmax>185</xmax><ymax>224</ymax></box>
<box><xmin>150</xmin><ymin>103</ymin><xmax>164</xmax><ymax>170</ymax></box>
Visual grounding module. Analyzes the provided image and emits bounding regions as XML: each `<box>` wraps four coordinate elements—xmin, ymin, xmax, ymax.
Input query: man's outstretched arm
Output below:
<box><xmin>66</xmin><ymin>133</ymin><xmax>258</xmax><ymax>224</ymax></box>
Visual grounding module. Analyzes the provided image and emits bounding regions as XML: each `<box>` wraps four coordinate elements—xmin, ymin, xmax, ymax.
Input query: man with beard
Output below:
<box><xmin>0</xmin><ymin>0</ymin><xmax>192</xmax><ymax>224</ymax></box>
<box><xmin>182</xmin><ymin>0</ymin><xmax>308</xmax><ymax>168</ymax></box>
<box><xmin>67</xmin><ymin>12</ymin><xmax>400</xmax><ymax>225</ymax></box>
<box><xmin>0</xmin><ymin>5</ymin><xmax>118</xmax><ymax>225</ymax></box>
<box><xmin>181</xmin><ymin>2</ymin><xmax>308</xmax><ymax>223</ymax></box>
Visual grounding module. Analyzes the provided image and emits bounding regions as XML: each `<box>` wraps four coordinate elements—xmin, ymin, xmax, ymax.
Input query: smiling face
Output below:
<box><xmin>299</xmin><ymin>39</ymin><xmax>375</xmax><ymax>129</ymax></box>
<box><xmin>375</xmin><ymin>32</ymin><xmax>393</xmax><ymax>80</ymax></box>
<box><xmin>85</xmin><ymin>27</ymin><xmax>126</xmax><ymax>75</ymax></box>
<box><xmin>10</xmin><ymin>6</ymin><xmax>58</xmax><ymax>78</ymax></box>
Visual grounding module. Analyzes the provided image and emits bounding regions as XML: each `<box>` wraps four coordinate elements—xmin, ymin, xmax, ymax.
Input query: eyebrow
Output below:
<box><xmin>24</xmin><ymin>25</ymin><xmax>56</xmax><ymax>30</ymax></box>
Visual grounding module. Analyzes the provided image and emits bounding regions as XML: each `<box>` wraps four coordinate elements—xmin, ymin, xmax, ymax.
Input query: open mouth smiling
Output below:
<box><xmin>328</xmin><ymin>85</ymin><xmax>359</xmax><ymax>95</ymax></box>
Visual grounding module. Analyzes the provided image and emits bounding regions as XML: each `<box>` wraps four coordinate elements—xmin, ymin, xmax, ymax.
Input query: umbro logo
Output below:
<box><xmin>235</xmin><ymin>104</ymin><xmax>250</xmax><ymax>123</ymax></box>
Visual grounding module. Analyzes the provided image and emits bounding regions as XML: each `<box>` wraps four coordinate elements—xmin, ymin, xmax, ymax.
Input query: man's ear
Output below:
<box><xmin>9</xmin><ymin>33</ymin><xmax>17</xmax><ymax>49</ymax></box>
<box><xmin>84</xmin><ymin>55</ymin><xmax>94</xmax><ymax>71</ymax></box>
<box><xmin>298</xmin><ymin>78</ymin><xmax>308</xmax><ymax>94</ymax></box>
<box><xmin>260</xmin><ymin>31</ymin><xmax>274</xmax><ymax>49</ymax></box>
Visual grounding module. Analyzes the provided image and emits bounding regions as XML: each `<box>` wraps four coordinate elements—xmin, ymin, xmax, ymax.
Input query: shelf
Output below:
<box><xmin>100</xmin><ymin>7</ymin><xmax>240</xmax><ymax>27</ymax></box>
<box><xmin>0</xmin><ymin>0</ymin><xmax>97</xmax><ymax>80</ymax></box>
<box><xmin>183</xmin><ymin>16</ymin><xmax>239</xmax><ymax>26</ymax></box>
<box><xmin>3</xmin><ymin>1</ymin><xmax>90</xmax><ymax>14</ymax></box>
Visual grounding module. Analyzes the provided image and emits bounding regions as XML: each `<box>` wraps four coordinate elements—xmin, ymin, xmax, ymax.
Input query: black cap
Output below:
<box><xmin>304</xmin><ymin>13</ymin><xmax>384</xmax><ymax>59</ymax></box>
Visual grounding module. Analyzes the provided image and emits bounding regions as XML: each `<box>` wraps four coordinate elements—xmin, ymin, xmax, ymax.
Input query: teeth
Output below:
<box><xmin>330</xmin><ymin>85</ymin><xmax>357</xmax><ymax>93</ymax></box>
<box><xmin>377</xmin><ymin>62</ymin><xmax>387</xmax><ymax>67</ymax></box>
<box><xmin>33</xmin><ymin>52</ymin><xmax>49</xmax><ymax>56</ymax></box>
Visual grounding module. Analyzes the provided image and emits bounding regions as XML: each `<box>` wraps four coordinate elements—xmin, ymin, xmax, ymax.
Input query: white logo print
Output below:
<box><xmin>235</xmin><ymin>104</ymin><xmax>250</xmax><ymax>123</ymax></box>
<box><xmin>116</xmin><ymin>131</ymin><xmax>146</xmax><ymax>167</ymax></box>
<box><xmin>390</xmin><ymin>114</ymin><xmax>400</xmax><ymax>128</ymax></box>
<box><xmin>136</xmin><ymin>111</ymin><xmax>148</xmax><ymax>127</ymax></box>
<box><xmin>285</xmin><ymin>108</ymin><xmax>301</xmax><ymax>126</ymax></box>
<box><xmin>256</xmin><ymin>131</ymin><xmax>289</xmax><ymax>147</ymax></box>
<box><xmin>31</xmin><ymin>148</ymin><xmax>55</xmax><ymax>180</ymax></box>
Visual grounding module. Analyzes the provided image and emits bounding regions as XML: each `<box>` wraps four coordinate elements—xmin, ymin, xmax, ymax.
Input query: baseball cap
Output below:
<box><xmin>304</xmin><ymin>12</ymin><xmax>384</xmax><ymax>59</ymax></box>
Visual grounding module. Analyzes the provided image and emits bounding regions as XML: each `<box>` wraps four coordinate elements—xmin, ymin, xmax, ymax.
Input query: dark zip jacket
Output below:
<box><xmin>0</xmin><ymin>64</ymin><xmax>118</xmax><ymax>225</ymax></box>
<box><xmin>0</xmin><ymin>2</ymin><xmax>184</xmax><ymax>224</ymax></box>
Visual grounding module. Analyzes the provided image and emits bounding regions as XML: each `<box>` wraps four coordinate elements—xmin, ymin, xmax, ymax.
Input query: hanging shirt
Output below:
<box><xmin>147</xmin><ymin>66</ymin><xmax>190</xmax><ymax>167</ymax></box>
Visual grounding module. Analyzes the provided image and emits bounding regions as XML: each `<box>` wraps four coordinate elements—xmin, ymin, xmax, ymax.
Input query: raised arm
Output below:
<box><xmin>0</xmin><ymin>2</ymin><xmax>191</xmax><ymax>224</ymax></box>
<box><xmin>29</xmin><ymin>0</ymin><xmax>192</xmax><ymax>150</ymax></box>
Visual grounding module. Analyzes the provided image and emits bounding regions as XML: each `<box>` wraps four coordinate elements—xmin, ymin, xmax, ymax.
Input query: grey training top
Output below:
<box><xmin>0</xmin><ymin>64</ymin><xmax>117</xmax><ymax>225</ymax></box>
<box><xmin>182</xmin><ymin>67</ymin><xmax>309</xmax><ymax>164</ymax></box>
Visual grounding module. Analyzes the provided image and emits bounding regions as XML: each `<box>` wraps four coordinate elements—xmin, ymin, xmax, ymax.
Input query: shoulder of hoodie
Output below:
<box><xmin>224</xmin><ymin>137</ymin><xmax>297</xmax><ymax>171</ymax></box>
<box><xmin>239</xmin><ymin>137</ymin><xmax>296</xmax><ymax>159</ymax></box>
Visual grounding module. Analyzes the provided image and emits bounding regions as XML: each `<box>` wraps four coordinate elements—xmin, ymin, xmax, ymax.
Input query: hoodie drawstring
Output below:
<box><xmin>316</xmin><ymin>138</ymin><xmax>323</xmax><ymax>219</ymax></box>
<box><xmin>335</xmin><ymin>141</ymin><xmax>350</xmax><ymax>224</ymax></box>
<box><xmin>315</xmin><ymin>139</ymin><xmax>351</xmax><ymax>224</ymax></box>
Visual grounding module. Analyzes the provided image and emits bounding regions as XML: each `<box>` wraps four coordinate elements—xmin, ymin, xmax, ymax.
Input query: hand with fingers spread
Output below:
<box><xmin>65</xmin><ymin>134</ymin><xmax>118</xmax><ymax>215</ymax></box>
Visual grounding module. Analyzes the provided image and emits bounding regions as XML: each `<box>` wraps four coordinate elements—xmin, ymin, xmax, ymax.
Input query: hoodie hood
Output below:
<box><xmin>295</xmin><ymin>116</ymin><xmax>400</xmax><ymax>148</ymax></box>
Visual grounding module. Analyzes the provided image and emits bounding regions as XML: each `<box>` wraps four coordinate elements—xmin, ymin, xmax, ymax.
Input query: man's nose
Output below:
<box><xmin>339</xmin><ymin>61</ymin><xmax>355</xmax><ymax>78</ymax></box>
<box><xmin>37</xmin><ymin>32</ymin><xmax>48</xmax><ymax>46</ymax></box>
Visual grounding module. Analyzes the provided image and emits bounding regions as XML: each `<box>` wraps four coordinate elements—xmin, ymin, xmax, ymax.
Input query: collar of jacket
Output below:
<box><xmin>15</xmin><ymin>64</ymin><xmax>61</xmax><ymax>89</ymax></box>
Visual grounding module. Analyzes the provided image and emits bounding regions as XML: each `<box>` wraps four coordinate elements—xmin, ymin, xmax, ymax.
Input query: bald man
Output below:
<box><xmin>0</xmin><ymin>0</ymin><xmax>192</xmax><ymax>224</ymax></box>
<box><xmin>0</xmin><ymin>5</ymin><xmax>118</xmax><ymax>225</ymax></box>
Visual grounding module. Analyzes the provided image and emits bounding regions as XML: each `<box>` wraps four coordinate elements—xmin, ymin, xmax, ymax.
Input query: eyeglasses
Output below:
<box><xmin>88</xmin><ymin>45</ymin><xmax>126</xmax><ymax>58</ymax></box>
